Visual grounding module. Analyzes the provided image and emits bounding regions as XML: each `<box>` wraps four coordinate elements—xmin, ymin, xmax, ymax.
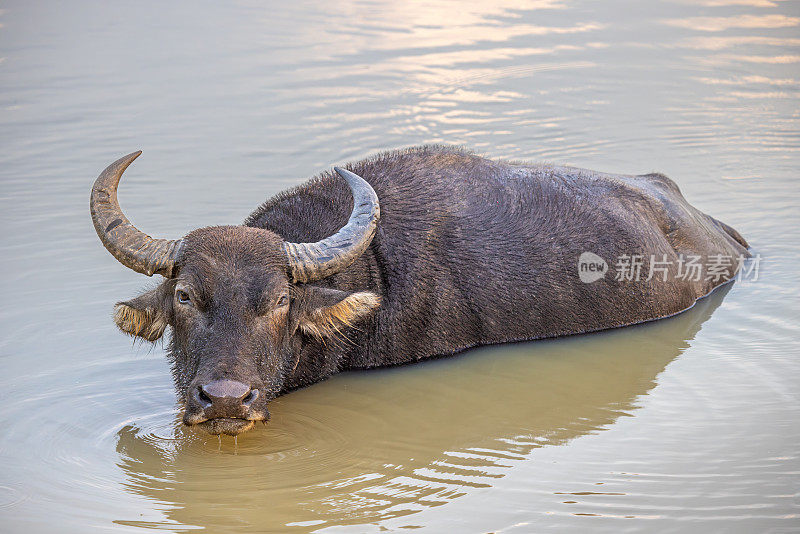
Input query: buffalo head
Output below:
<box><xmin>91</xmin><ymin>152</ymin><xmax>381</xmax><ymax>436</ymax></box>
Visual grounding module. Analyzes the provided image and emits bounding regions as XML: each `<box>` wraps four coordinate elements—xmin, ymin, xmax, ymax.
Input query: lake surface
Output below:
<box><xmin>1</xmin><ymin>0</ymin><xmax>798</xmax><ymax>532</ymax></box>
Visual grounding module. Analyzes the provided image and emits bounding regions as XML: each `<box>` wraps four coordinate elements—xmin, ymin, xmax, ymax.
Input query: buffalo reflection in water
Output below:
<box><xmin>114</xmin><ymin>284</ymin><xmax>731</xmax><ymax>532</ymax></box>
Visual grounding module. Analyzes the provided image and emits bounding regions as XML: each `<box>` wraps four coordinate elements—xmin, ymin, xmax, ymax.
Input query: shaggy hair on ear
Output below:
<box><xmin>300</xmin><ymin>291</ymin><xmax>381</xmax><ymax>340</ymax></box>
<box><xmin>114</xmin><ymin>303</ymin><xmax>167</xmax><ymax>342</ymax></box>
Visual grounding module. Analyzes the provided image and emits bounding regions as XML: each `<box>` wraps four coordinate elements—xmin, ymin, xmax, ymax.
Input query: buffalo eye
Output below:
<box><xmin>276</xmin><ymin>294</ymin><xmax>289</xmax><ymax>307</ymax></box>
<box><xmin>176</xmin><ymin>289</ymin><xmax>192</xmax><ymax>305</ymax></box>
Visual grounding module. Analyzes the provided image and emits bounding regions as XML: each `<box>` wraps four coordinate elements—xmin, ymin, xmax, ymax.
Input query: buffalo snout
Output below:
<box><xmin>183</xmin><ymin>378</ymin><xmax>267</xmax><ymax>435</ymax></box>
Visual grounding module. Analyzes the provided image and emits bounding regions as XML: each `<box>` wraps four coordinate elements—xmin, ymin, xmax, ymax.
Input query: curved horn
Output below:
<box><xmin>90</xmin><ymin>151</ymin><xmax>183</xmax><ymax>277</ymax></box>
<box><xmin>283</xmin><ymin>167</ymin><xmax>380</xmax><ymax>283</ymax></box>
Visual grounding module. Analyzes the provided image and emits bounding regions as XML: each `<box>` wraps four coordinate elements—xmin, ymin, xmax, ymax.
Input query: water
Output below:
<box><xmin>0</xmin><ymin>0</ymin><xmax>798</xmax><ymax>532</ymax></box>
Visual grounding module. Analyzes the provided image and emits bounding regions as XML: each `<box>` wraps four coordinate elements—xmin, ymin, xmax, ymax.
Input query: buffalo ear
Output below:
<box><xmin>113</xmin><ymin>285</ymin><xmax>172</xmax><ymax>342</ymax></box>
<box><xmin>295</xmin><ymin>286</ymin><xmax>381</xmax><ymax>340</ymax></box>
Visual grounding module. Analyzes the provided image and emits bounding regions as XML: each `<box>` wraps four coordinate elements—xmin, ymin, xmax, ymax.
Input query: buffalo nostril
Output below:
<box><xmin>242</xmin><ymin>389</ymin><xmax>258</xmax><ymax>405</ymax></box>
<box><xmin>199</xmin><ymin>379</ymin><xmax>252</xmax><ymax>407</ymax></box>
<box><xmin>197</xmin><ymin>386</ymin><xmax>212</xmax><ymax>407</ymax></box>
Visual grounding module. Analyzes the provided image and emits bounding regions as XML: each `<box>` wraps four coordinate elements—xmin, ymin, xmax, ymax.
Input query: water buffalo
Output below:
<box><xmin>91</xmin><ymin>146</ymin><xmax>749</xmax><ymax>436</ymax></box>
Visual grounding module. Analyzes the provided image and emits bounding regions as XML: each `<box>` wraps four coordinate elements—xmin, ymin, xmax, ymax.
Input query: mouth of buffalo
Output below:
<box><xmin>194</xmin><ymin>418</ymin><xmax>258</xmax><ymax>436</ymax></box>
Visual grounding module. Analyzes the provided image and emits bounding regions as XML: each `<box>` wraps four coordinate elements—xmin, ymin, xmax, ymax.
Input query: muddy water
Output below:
<box><xmin>0</xmin><ymin>0</ymin><xmax>798</xmax><ymax>532</ymax></box>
